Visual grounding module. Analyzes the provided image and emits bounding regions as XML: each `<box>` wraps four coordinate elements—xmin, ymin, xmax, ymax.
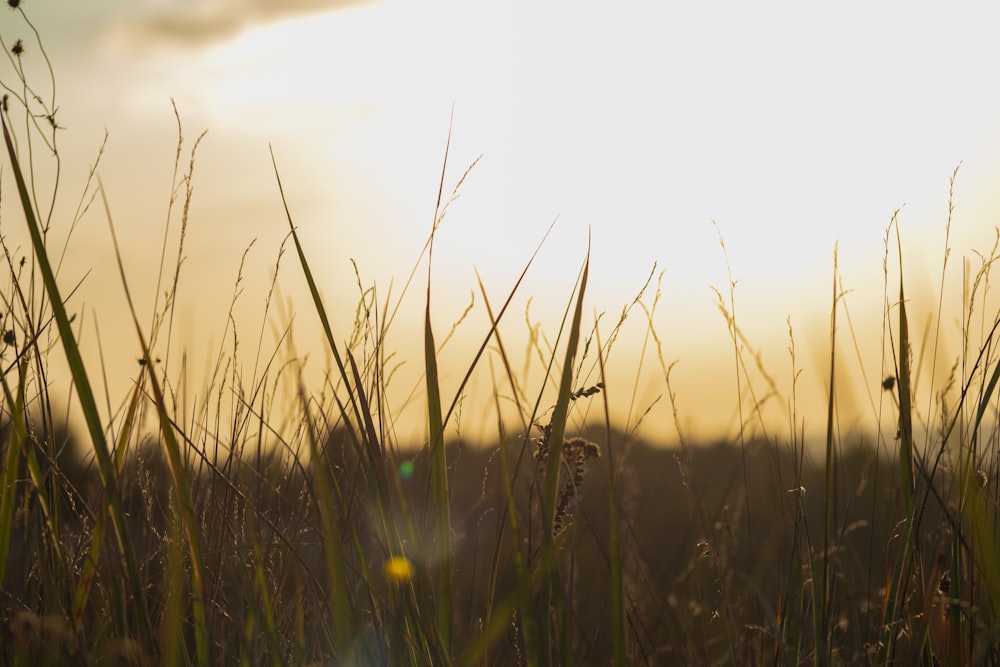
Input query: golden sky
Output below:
<box><xmin>3</xmin><ymin>1</ymin><xmax>1000</xmax><ymax>448</ymax></box>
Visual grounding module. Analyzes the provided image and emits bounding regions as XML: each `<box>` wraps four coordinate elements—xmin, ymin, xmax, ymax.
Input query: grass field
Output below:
<box><xmin>3</xmin><ymin>7</ymin><xmax>1000</xmax><ymax>665</ymax></box>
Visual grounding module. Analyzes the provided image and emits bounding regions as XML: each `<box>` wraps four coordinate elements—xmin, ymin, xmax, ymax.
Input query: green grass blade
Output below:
<box><xmin>875</xmin><ymin>223</ymin><xmax>918</xmax><ymax>664</ymax></box>
<box><xmin>425</xmin><ymin>281</ymin><xmax>452</xmax><ymax>652</ymax></box>
<box><xmin>0</xmin><ymin>108</ymin><xmax>156</xmax><ymax>656</ymax></box>
<box><xmin>249</xmin><ymin>522</ymin><xmax>287</xmax><ymax>667</ymax></box>
<box><xmin>819</xmin><ymin>246</ymin><xmax>839</xmax><ymax>666</ymax></box>
<box><xmin>895</xmin><ymin>226</ymin><xmax>915</xmax><ymax>511</ymax></box>
<box><xmin>345</xmin><ymin>352</ymin><xmax>392</xmax><ymax>522</ymax></box>
<box><xmin>98</xmin><ymin>180</ymin><xmax>210</xmax><ymax>665</ymax></box>
<box><xmin>458</xmin><ymin>533</ymin><xmax>567</xmax><ymax>667</ymax></box>
<box><xmin>441</xmin><ymin>221</ymin><xmax>557</xmax><ymax>431</ymax></box>
<box><xmin>70</xmin><ymin>370</ymin><xmax>144</xmax><ymax>635</ymax></box>
<box><xmin>424</xmin><ymin>120</ymin><xmax>454</xmax><ymax>656</ymax></box>
<box><xmin>970</xmin><ymin>356</ymin><xmax>1000</xmax><ymax>446</ymax></box>
<box><xmin>0</xmin><ymin>358</ymin><xmax>28</xmax><ymax>592</ymax></box>
<box><xmin>595</xmin><ymin>324</ymin><xmax>627</xmax><ymax>667</ymax></box>
<box><xmin>540</xmin><ymin>240</ymin><xmax>589</xmax><ymax>667</ymax></box>
<box><xmin>269</xmin><ymin>147</ymin><xmax>363</xmax><ymax>436</ymax></box>
<box><xmin>477</xmin><ymin>287</ymin><xmax>541</xmax><ymax>666</ymax></box>
<box><xmin>271</xmin><ymin>147</ymin><xmax>425</xmax><ymax>659</ymax></box>
<box><xmin>965</xmin><ymin>354</ymin><xmax>1000</xmax><ymax>625</ymax></box>
<box><xmin>541</xmin><ymin>246</ymin><xmax>589</xmax><ymax>538</ymax></box>
<box><xmin>300</xmin><ymin>397</ymin><xmax>357</xmax><ymax>658</ymax></box>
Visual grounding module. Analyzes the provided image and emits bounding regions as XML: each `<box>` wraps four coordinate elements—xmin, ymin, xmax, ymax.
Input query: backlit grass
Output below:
<box><xmin>2</xmin><ymin>7</ymin><xmax>1000</xmax><ymax>665</ymax></box>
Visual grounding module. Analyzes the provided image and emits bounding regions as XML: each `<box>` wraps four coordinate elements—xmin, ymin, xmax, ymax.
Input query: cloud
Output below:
<box><xmin>106</xmin><ymin>0</ymin><xmax>376</xmax><ymax>52</ymax></box>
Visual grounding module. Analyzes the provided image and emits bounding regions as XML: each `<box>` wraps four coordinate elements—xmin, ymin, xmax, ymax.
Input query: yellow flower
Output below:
<box><xmin>385</xmin><ymin>556</ymin><xmax>414</xmax><ymax>583</ymax></box>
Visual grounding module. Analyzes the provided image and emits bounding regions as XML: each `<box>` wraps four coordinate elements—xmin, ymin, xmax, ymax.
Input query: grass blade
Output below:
<box><xmin>0</xmin><ymin>107</ymin><xmax>156</xmax><ymax>656</ymax></box>
<box><xmin>819</xmin><ymin>245</ymin><xmax>839</xmax><ymax>666</ymax></box>
<box><xmin>595</xmin><ymin>323</ymin><xmax>627</xmax><ymax>666</ymax></box>
<box><xmin>424</xmin><ymin>115</ymin><xmax>455</xmax><ymax>656</ymax></box>
<box><xmin>98</xmin><ymin>180</ymin><xmax>210</xmax><ymax>665</ymax></box>
<box><xmin>895</xmin><ymin>226</ymin><xmax>915</xmax><ymax>511</ymax></box>
<box><xmin>269</xmin><ymin>146</ymin><xmax>364</xmax><ymax>441</ymax></box>
<box><xmin>300</xmin><ymin>392</ymin><xmax>357</xmax><ymax>658</ymax></box>
<box><xmin>70</xmin><ymin>371</ymin><xmax>145</xmax><ymax>635</ymax></box>
<box><xmin>540</xmin><ymin>237</ymin><xmax>590</xmax><ymax>666</ymax></box>
<box><xmin>540</xmin><ymin>243</ymin><xmax>590</xmax><ymax>539</ymax></box>
<box><xmin>0</xmin><ymin>358</ymin><xmax>28</xmax><ymax>592</ymax></box>
<box><xmin>875</xmin><ymin>221</ymin><xmax>919</xmax><ymax>664</ymax></box>
<box><xmin>425</xmin><ymin>285</ymin><xmax>452</xmax><ymax>653</ymax></box>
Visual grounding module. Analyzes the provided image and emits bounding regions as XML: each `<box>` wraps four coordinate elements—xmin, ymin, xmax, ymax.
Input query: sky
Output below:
<box><xmin>2</xmin><ymin>1</ymin><xmax>1000</xmax><ymax>449</ymax></box>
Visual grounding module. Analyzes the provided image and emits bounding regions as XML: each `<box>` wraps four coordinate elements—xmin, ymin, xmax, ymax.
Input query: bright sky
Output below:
<box><xmin>3</xmin><ymin>1</ymin><xmax>1000</xmax><ymax>448</ymax></box>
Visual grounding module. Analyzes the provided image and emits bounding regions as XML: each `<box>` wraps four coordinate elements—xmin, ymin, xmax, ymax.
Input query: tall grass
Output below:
<box><xmin>3</xmin><ymin>7</ymin><xmax>1000</xmax><ymax>666</ymax></box>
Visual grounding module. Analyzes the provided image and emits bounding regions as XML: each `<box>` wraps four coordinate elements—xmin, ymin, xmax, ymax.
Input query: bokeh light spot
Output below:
<box><xmin>385</xmin><ymin>556</ymin><xmax>414</xmax><ymax>583</ymax></box>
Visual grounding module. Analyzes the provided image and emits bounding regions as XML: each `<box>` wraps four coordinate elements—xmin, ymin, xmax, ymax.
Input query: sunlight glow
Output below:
<box><xmin>15</xmin><ymin>1</ymin><xmax>1000</xmax><ymax>445</ymax></box>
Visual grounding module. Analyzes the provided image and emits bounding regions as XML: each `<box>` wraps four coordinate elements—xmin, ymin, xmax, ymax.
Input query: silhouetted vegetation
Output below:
<box><xmin>2</xmin><ymin>5</ymin><xmax>1000</xmax><ymax>665</ymax></box>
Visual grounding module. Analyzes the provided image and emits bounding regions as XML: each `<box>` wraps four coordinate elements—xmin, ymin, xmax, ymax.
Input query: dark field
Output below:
<box><xmin>1</xmin><ymin>421</ymin><xmax>993</xmax><ymax>665</ymax></box>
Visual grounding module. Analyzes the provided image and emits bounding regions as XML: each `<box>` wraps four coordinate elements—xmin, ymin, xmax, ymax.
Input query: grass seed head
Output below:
<box><xmin>553</xmin><ymin>437</ymin><xmax>601</xmax><ymax>534</ymax></box>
